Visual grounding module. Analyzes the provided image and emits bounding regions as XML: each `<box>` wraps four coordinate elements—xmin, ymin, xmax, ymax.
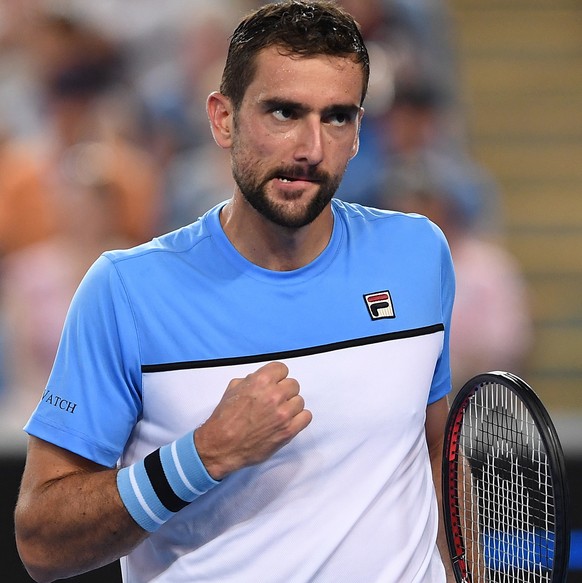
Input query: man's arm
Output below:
<box><xmin>15</xmin><ymin>437</ymin><xmax>146</xmax><ymax>583</ymax></box>
<box><xmin>15</xmin><ymin>361</ymin><xmax>311</xmax><ymax>583</ymax></box>
<box><xmin>426</xmin><ymin>395</ymin><xmax>456</xmax><ymax>583</ymax></box>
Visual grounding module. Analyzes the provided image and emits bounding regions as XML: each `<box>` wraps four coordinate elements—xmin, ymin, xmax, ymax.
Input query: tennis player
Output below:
<box><xmin>15</xmin><ymin>2</ymin><xmax>455</xmax><ymax>581</ymax></box>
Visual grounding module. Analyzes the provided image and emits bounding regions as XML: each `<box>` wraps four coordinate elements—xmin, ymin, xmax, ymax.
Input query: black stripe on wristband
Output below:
<box><xmin>144</xmin><ymin>449</ymin><xmax>189</xmax><ymax>513</ymax></box>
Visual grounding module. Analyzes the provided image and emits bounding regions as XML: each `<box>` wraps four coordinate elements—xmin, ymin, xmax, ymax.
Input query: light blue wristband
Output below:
<box><xmin>117</xmin><ymin>431</ymin><xmax>220</xmax><ymax>532</ymax></box>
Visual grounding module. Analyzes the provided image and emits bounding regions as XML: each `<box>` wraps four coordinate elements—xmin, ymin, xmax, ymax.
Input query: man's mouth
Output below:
<box><xmin>276</xmin><ymin>173</ymin><xmax>320</xmax><ymax>184</ymax></box>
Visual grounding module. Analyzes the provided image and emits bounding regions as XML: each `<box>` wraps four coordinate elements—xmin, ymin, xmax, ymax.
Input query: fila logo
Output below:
<box><xmin>364</xmin><ymin>290</ymin><xmax>395</xmax><ymax>320</ymax></box>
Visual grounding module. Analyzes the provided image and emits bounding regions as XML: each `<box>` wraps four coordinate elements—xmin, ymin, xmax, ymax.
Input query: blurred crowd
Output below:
<box><xmin>0</xmin><ymin>0</ymin><xmax>532</xmax><ymax>445</ymax></box>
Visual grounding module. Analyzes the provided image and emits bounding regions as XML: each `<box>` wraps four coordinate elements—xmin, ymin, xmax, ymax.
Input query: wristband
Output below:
<box><xmin>117</xmin><ymin>431</ymin><xmax>220</xmax><ymax>532</ymax></box>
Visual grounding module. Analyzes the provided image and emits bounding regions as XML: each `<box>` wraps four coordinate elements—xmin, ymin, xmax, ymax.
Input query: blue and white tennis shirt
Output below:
<box><xmin>26</xmin><ymin>199</ymin><xmax>455</xmax><ymax>583</ymax></box>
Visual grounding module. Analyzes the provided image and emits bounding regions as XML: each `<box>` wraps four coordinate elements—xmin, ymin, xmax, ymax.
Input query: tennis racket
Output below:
<box><xmin>442</xmin><ymin>371</ymin><xmax>570</xmax><ymax>582</ymax></box>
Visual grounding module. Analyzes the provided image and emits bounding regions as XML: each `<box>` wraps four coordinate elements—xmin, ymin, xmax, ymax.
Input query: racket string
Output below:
<box><xmin>456</xmin><ymin>382</ymin><xmax>556</xmax><ymax>582</ymax></box>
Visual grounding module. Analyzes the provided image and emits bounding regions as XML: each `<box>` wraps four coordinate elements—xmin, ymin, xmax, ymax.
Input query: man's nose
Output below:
<box><xmin>293</xmin><ymin>117</ymin><xmax>324</xmax><ymax>166</ymax></box>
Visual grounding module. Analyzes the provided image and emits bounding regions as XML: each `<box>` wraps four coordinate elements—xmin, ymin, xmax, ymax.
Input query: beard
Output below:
<box><xmin>231</xmin><ymin>149</ymin><xmax>344</xmax><ymax>229</ymax></box>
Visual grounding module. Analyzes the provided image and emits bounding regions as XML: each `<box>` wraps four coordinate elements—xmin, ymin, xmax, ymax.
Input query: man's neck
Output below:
<box><xmin>219</xmin><ymin>198</ymin><xmax>334</xmax><ymax>271</ymax></box>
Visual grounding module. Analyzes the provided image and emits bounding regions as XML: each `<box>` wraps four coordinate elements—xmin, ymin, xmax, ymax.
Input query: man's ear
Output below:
<box><xmin>207</xmin><ymin>91</ymin><xmax>234</xmax><ymax>149</ymax></box>
<box><xmin>349</xmin><ymin>107</ymin><xmax>365</xmax><ymax>160</ymax></box>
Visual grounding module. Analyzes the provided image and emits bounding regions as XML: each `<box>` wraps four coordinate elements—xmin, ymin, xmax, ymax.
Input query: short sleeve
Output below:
<box><xmin>24</xmin><ymin>254</ymin><xmax>143</xmax><ymax>467</ymax></box>
<box><xmin>427</xmin><ymin>222</ymin><xmax>456</xmax><ymax>404</ymax></box>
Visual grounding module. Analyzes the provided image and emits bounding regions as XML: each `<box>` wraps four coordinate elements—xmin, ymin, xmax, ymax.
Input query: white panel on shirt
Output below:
<box><xmin>120</xmin><ymin>330</ymin><xmax>446</xmax><ymax>583</ymax></box>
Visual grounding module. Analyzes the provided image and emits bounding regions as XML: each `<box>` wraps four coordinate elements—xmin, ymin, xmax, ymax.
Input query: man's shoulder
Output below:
<box><xmin>332</xmin><ymin>198</ymin><xmax>441</xmax><ymax>235</ymax></box>
<box><xmin>103</xmin><ymin>211</ymin><xmax>216</xmax><ymax>267</ymax></box>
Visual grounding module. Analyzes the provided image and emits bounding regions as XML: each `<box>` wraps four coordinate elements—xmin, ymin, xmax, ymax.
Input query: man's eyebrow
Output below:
<box><xmin>261</xmin><ymin>98</ymin><xmax>360</xmax><ymax>117</ymax></box>
<box><xmin>321</xmin><ymin>104</ymin><xmax>361</xmax><ymax>117</ymax></box>
<box><xmin>261</xmin><ymin>98</ymin><xmax>308</xmax><ymax>113</ymax></box>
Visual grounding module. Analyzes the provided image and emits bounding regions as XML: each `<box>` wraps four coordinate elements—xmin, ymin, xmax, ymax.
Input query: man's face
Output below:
<box><xmin>229</xmin><ymin>46</ymin><xmax>364</xmax><ymax>229</ymax></box>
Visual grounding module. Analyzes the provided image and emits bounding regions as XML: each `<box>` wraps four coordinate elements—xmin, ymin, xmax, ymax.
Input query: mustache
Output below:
<box><xmin>267</xmin><ymin>165</ymin><xmax>330</xmax><ymax>182</ymax></box>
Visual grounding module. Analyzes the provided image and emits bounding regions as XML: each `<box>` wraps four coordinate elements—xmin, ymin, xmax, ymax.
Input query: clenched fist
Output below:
<box><xmin>194</xmin><ymin>362</ymin><xmax>312</xmax><ymax>480</ymax></box>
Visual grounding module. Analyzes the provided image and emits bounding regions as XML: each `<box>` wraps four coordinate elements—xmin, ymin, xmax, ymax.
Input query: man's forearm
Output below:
<box><xmin>426</xmin><ymin>397</ymin><xmax>456</xmax><ymax>582</ymax></box>
<box><xmin>15</xmin><ymin>468</ymin><xmax>147</xmax><ymax>583</ymax></box>
<box><xmin>430</xmin><ymin>439</ymin><xmax>456</xmax><ymax>582</ymax></box>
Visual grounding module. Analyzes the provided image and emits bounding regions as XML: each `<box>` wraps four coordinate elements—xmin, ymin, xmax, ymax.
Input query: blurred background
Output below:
<box><xmin>0</xmin><ymin>0</ymin><xmax>580</xmax><ymax>580</ymax></box>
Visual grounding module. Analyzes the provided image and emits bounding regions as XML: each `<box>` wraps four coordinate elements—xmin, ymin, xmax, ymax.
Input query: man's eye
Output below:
<box><xmin>272</xmin><ymin>108</ymin><xmax>295</xmax><ymax>121</ymax></box>
<box><xmin>329</xmin><ymin>112</ymin><xmax>352</xmax><ymax>127</ymax></box>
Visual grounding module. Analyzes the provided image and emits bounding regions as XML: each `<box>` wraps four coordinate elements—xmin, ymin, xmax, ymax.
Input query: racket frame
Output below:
<box><xmin>441</xmin><ymin>371</ymin><xmax>570</xmax><ymax>583</ymax></box>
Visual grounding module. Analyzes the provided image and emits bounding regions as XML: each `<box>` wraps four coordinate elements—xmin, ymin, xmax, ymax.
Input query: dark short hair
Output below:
<box><xmin>220</xmin><ymin>0</ymin><xmax>370</xmax><ymax>110</ymax></box>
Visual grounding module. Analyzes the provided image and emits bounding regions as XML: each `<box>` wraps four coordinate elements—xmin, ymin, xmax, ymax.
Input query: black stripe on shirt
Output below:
<box><xmin>142</xmin><ymin>323</ymin><xmax>445</xmax><ymax>373</ymax></box>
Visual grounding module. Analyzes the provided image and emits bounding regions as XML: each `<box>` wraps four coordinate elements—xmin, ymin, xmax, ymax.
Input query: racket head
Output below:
<box><xmin>442</xmin><ymin>371</ymin><xmax>570</xmax><ymax>583</ymax></box>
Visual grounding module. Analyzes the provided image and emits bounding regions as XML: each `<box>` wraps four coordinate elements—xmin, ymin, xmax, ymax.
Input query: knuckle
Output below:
<box><xmin>250</xmin><ymin>369</ymin><xmax>273</xmax><ymax>388</ymax></box>
<box><xmin>226</xmin><ymin>377</ymin><xmax>244</xmax><ymax>392</ymax></box>
<box><xmin>274</xmin><ymin>406</ymin><xmax>291</xmax><ymax>425</ymax></box>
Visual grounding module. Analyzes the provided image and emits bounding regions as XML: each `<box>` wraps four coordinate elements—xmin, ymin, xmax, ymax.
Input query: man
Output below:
<box><xmin>15</xmin><ymin>2</ymin><xmax>455</xmax><ymax>581</ymax></box>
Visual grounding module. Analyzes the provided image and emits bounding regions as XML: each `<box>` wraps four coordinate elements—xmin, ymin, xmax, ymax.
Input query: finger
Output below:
<box><xmin>278</xmin><ymin>377</ymin><xmax>300</xmax><ymax>399</ymax></box>
<box><xmin>289</xmin><ymin>409</ymin><xmax>313</xmax><ymax>435</ymax></box>
<box><xmin>283</xmin><ymin>393</ymin><xmax>306</xmax><ymax>417</ymax></box>
<box><xmin>273</xmin><ymin>407</ymin><xmax>313</xmax><ymax>451</ymax></box>
<box><xmin>226</xmin><ymin>362</ymin><xmax>286</xmax><ymax>394</ymax></box>
<box><xmin>252</xmin><ymin>361</ymin><xmax>289</xmax><ymax>382</ymax></box>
